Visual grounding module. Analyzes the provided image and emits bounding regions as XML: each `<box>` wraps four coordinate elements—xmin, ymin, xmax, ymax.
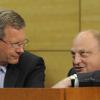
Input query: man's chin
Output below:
<box><xmin>8</xmin><ymin>59</ymin><xmax>19</xmax><ymax>64</ymax></box>
<box><xmin>76</xmin><ymin>69</ymin><xmax>88</xmax><ymax>73</ymax></box>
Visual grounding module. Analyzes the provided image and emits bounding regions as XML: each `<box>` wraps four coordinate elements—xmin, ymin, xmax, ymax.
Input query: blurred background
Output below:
<box><xmin>1</xmin><ymin>0</ymin><xmax>100</xmax><ymax>87</ymax></box>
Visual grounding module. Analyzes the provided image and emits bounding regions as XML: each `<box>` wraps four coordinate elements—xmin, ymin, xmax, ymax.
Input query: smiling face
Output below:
<box><xmin>0</xmin><ymin>26</ymin><xmax>26</xmax><ymax>65</ymax></box>
<box><xmin>71</xmin><ymin>31</ymin><xmax>100</xmax><ymax>73</ymax></box>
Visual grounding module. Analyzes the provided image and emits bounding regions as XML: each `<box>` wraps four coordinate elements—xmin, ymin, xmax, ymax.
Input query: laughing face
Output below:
<box><xmin>71</xmin><ymin>31</ymin><xmax>100</xmax><ymax>73</ymax></box>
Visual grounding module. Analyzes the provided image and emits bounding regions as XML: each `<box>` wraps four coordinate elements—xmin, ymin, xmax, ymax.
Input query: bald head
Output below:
<box><xmin>74</xmin><ymin>30</ymin><xmax>100</xmax><ymax>49</ymax></box>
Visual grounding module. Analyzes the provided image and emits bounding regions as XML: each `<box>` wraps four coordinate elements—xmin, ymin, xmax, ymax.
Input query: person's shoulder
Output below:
<box><xmin>18</xmin><ymin>51</ymin><xmax>45</xmax><ymax>71</ymax></box>
<box><xmin>20</xmin><ymin>51</ymin><xmax>43</xmax><ymax>61</ymax></box>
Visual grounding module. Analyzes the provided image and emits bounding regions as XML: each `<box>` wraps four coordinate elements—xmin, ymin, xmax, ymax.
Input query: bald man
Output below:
<box><xmin>53</xmin><ymin>30</ymin><xmax>100</xmax><ymax>88</ymax></box>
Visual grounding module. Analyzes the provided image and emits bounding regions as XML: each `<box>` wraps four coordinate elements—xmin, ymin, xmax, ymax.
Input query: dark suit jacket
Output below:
<box><xmin>67</xmin><ymin>68</ymin><xmax>76</xmax><ymax>76</ymax></box>
<box><xmin>77</xmin><ymin>71</ymin><xmax>100</xmax><ymax>87</ymax></box>
<box><xmin>4</xmin><ymin>51</ymin><xmax>45</xmax><ymax>88</ymax></box>
<box><xmin>68</xmin><ymin>68</ymin><xmax>100</xmax><ymax>87</ymax></box>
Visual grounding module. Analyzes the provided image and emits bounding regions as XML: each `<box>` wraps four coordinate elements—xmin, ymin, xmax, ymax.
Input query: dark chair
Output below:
<box><xmin>67</xmin><ymin>68</ymin><xmax>76</xmax><ymax>76</ymax></box>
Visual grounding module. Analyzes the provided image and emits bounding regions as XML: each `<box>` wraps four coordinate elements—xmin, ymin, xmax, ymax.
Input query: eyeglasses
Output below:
<box><xmin>0</xmin><ymin>38</ymin><xmax>29</xmax><ymax>49</ymax></box>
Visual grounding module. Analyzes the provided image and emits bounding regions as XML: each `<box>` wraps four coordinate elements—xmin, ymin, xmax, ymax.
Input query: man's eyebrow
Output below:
<box><xmin>79</xmin><ymin>49</ymin><xmax>85</xmax><ymax>52</ymax></box>
<box><xmin>79</xmin><ymin>50</ymin><xmax>92</xmax><ymax>54</ymax></box>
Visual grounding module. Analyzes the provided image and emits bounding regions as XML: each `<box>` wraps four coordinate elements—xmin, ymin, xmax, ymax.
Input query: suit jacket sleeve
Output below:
<box><xmin>77</xmin><ymin>71</ymin><xmax>100</xmax><ymax>87</ymax></box>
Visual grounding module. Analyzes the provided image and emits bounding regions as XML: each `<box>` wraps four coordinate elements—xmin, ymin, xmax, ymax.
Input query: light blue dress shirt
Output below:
<box><xmin>0</xmin><ymin>66</ymin><xmax>6</xmax><ymax>88</ymax></box>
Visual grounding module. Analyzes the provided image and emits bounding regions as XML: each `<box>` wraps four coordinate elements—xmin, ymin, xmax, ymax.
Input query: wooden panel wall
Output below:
<box><xmin>81</xmin><ymin>0</ymin><xmax>100</xmax><ymax>31</ymax></box>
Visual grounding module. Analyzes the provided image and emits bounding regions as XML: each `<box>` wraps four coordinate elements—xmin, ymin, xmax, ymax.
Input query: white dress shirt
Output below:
<box><xmin>0</xmin><ymin>66</ymin><xmax>7</xmax><ymax>88</ymax></box>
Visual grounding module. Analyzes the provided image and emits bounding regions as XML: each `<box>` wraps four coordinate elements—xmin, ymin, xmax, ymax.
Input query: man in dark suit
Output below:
<box><xmin>68</xmin><ymin>30</ymin><xmax>100</xmax><ymax>87</ymax></box>
<box><xmin>0</xmin><ymin>9</ymin><xmax>45</xmax><ymax>88</ymax></box>
<box><xmin>4</xmin><ymin>51</ymin><xmax>45</xmax><ymax>88</ymax></box>
<box><xmin>53</xmin><ymin>30</ymin><xmax>100</xmax><ymax>88</ymax></box>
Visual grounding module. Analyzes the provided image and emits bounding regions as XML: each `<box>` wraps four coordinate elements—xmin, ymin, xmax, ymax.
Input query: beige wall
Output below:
<box><xmin>81</xmin><ymin>0</ymin><xmax>100</xmax><ymax>31</ymax></box>
<box><xmin>1</xmin><ymin>0</ymin><xmax>99</xmax><ymax>87</ymax></box>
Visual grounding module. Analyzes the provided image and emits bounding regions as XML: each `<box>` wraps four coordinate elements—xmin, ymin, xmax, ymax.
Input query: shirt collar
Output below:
<box><xmin>0</xmin><ymin>65</ymin><xmax>7</xmax><ymax>73</ymax></box>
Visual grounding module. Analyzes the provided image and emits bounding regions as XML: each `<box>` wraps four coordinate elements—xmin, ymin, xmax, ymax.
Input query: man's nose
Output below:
<box><xmin>16</xmin><ymin>46</ymin><xmax>24</xmax><ymax>53</ymax></box>
<box><xmin>73</xmin><ymin>54</ymin><xmax>82</xmax><ymax>64</ymax></box>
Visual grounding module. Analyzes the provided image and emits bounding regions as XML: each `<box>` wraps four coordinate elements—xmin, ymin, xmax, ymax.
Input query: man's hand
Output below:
<box><xmin>52</xmin><ymin>77</ymin><xmax>71</xmax><ymax>88</ymax></box>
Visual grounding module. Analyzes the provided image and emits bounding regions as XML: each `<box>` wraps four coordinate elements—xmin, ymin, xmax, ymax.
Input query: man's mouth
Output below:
<box><xmin>74</xmin><ymin>67</ymin><xmax>84</xmax><ymax>73</ymax></box>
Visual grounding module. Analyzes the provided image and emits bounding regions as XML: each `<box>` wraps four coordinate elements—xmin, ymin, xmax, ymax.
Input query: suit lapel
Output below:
<box><xmin>4</xmin><ymin>64</ymin><xmax>20</xmax><ymax>87</ymax></box>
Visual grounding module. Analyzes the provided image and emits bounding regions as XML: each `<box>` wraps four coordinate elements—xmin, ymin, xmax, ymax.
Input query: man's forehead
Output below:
<box><xmin>74</xmin><ymin>32</ymin><xmax>94</xmax><ymax>43</ymax></box>
<box><xmin>73</xmin><ymin>33</ymin><xmax>99</xmax><ymax>48</ymax></box>
<box><xmin>70</xmin><ymin>48</ymin><xmax>90</xmax><ymax>52</ymax></box>
<box><xmin>71</xmin><ymin>43</ymin><xmax>100</xmax><ymax>54</ymax></box>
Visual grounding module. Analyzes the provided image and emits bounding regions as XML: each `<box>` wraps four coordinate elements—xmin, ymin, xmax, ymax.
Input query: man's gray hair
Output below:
<box><xmin>0</xmin><ymin>9</ymin><xmax>25</xmax><ymax>38</ymax></box>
